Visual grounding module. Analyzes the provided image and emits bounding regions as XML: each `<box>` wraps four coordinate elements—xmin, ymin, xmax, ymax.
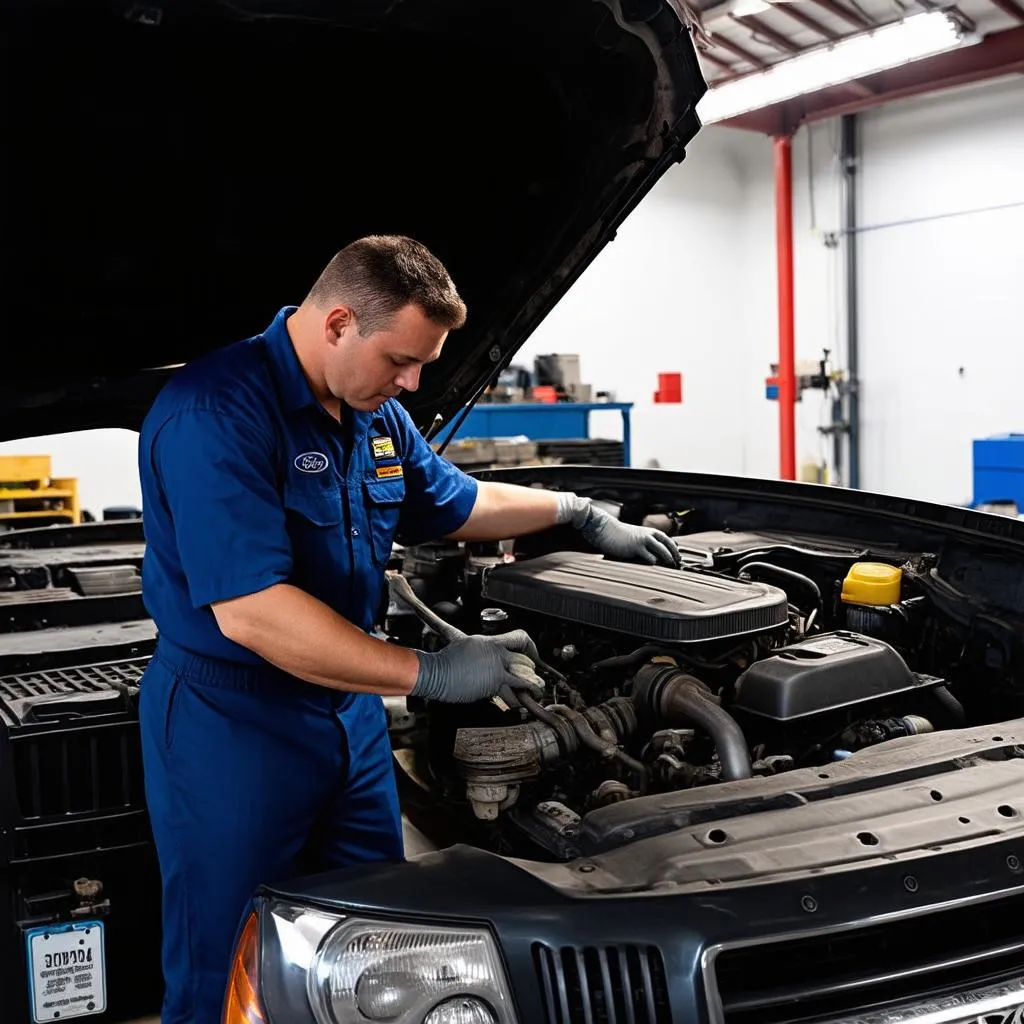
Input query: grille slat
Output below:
<box><xmin>636</xmin><ymin>947</ymin><xmax>658</xmax><ymax>1024</ymax></box>
<box><xmin>537</xmin><ymin>947</ymin><xmax>562</xmax><ymax>1024</ymax></box>
<box><xmin>598</xmin><ymin>948</ymin><xmax>617</xmax><ymax>1024</ymax></box>
<box><xmin>575</xmin><ymin>948</ymin><xmax>596</xmax><ymax>1024</ymax></box>
<box><xmin>534</xmin><ymin>944</ymin><xmax>671</xmax><ymax>1024</ymax></box>
<box><xmin>620</xmin><ymin>949</ymin><xmax>637</xmax><ymax>1024</ymax></box>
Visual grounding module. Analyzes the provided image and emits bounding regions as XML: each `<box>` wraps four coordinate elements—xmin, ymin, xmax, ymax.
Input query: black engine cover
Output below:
<box><xmin>731</xmin><ymin>631</ymin><xmax>933</xmax><ymax>722</ymax></box>
<box><xmin>481</xmin><ymin>551</ymin><xmax>788</xmax><ymax>643</ymax></box>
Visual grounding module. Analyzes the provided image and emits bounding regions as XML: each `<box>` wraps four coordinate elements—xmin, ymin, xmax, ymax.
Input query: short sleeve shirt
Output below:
<box><xmin>137</xmin><ymin>306</ymin><xmax>478</xmax><ymax>664</ymax></box>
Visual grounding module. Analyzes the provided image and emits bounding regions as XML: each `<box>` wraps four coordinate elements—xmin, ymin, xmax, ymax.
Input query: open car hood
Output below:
<box><xmin>0</xmin><ymin>0</ymin><xmax>705</xmax><ymax>441</ymax></box>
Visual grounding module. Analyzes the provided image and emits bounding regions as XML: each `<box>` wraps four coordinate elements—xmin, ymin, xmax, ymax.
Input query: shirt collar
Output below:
<box><xmin>263</xmin><ymin>306</ymin><xmax>320</xmax><ymax>415</ymax></box>
<box><xmin>262</xmin><ymin>305</ymin><xmax>377</xmax><ymax>438</ymax></box>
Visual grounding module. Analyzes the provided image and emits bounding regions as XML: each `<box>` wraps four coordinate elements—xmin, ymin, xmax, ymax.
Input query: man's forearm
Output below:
<box><xmin>447</xmin><ymin>480</ymin><xmax>561</xmax><ymax>541</ymax></box>
<box><xmin>211</xmin><ymin>583</ymin><xmax>419</xmax><ymax>696</ymax></box>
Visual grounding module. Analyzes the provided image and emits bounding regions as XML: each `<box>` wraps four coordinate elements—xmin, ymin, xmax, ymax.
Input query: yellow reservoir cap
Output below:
<box><xmin>842</xmin><ymin>562</ymin><xmax>903</xmax><ymax>606</ymax></box>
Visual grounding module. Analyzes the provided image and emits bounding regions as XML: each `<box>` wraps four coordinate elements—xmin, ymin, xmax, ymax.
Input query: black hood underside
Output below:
<box><xmin>0</xmin><ymin>0</ymin><xmax>705</xmax><ymax>441</ymax></box>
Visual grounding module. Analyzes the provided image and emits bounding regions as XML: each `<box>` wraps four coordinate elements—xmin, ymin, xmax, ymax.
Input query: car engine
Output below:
<box><xmin>384</xmin><ymin>524</ymin><xmax>970</xmax><ymax>861</ymax></box>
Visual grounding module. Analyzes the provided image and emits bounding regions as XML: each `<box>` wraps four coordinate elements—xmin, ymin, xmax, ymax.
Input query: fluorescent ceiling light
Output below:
<box><xmin>697</xmin><ymin>11</ymin><xmax>970</xmax><ymax>123</ymax></box>
<box><xmin>732</xmin><ymin>0</ymin><xmax>771</xmax><ymax>16</ymax></box>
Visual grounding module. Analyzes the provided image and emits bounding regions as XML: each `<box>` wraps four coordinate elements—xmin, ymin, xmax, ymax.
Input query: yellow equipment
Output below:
<box><xmin>0</xmin><ymin>455</ymin><xmax>80</xmax><ymax>526</ymax></box>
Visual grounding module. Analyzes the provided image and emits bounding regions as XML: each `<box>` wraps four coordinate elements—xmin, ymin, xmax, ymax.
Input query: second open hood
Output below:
<box><xmin>0</xmin><ymin>0</ymin><xmax>705</xmax><ymax>441</ymax></box>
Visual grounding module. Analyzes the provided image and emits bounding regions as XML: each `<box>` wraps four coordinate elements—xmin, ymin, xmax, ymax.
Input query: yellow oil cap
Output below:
<box><xmin>841</xmin><ymin>562</ymin><xmax>903</xmax><ymax>606</ymax></box>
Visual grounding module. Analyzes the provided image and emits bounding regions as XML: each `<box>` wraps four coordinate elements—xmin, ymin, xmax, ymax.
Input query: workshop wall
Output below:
<box><xmin>518</xmin><ymin>125</ymin><xmax>779</xmax><ymax>478</ymax></box>
<box><xmin>527</xmin><ymin>74</ymin><xmax>1024</xmax><ymax>505</ymax></box>
<box><xmin>740</xmin><ymin>75</ymin><xmax>1024</xmax><ymax>504</ymax></box>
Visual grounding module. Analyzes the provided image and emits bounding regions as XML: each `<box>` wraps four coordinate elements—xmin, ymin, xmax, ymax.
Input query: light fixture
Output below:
<box><xmin>732</xmin><ymin>0</ymin><xmax>771</xmax><ymax>16</ymax></box>
<box><xmin>697</xmin><ymin>11</ymin><xmax>972</xmax><ymax>123</ymax></box>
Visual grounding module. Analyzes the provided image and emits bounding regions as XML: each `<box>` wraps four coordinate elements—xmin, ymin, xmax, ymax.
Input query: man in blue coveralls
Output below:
<box><xmin>137</xmin><ymin>234</ymin><xmax>681</xmax><ymax>1024</ymax></box>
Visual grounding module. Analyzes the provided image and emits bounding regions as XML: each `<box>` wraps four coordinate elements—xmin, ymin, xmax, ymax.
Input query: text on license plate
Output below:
<box><xmin>26</xmin><ymin>920</ymin><xmax>107</xmax><ymax>1022</ymax></box>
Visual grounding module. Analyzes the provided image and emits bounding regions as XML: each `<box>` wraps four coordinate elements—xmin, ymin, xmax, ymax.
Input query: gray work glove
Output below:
<box><xmin>556</xmin><ymin>492</ymin><xmax>681</xmax><ymax>568</ymax></box>
<box><xmin>411</xmin><ymin>630</ymin><xmax>545</xmax><ymax>706</ymax></box>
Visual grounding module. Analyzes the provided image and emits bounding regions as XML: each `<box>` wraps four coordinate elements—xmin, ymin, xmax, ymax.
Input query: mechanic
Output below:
<box><xmin>136</xmin><ymin>234</ymin><xmax>681</xmax><ymax>1024</ymax></box>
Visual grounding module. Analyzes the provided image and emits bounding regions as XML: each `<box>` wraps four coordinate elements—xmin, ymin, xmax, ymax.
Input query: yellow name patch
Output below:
<box><xmin>375</xmin><ymin>463</ymin><xmax>403</xmax><ymax>479</ymax></box>
<box><xmin>371</xmin><ymin>436</ymin><xmax>396</xmax><ymax>460</ymax></box>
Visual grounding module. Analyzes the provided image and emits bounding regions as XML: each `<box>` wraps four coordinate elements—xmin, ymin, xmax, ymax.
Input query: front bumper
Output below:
<box><xmin>255</xmin><ymin>832</ymin><xmax>1024</xmax><ymax>1024</ymax></box>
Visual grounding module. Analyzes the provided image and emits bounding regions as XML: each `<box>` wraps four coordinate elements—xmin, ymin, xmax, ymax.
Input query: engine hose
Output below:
<box><xmin>518</xmin><ymin>693</ymin><xmax>647</xmax><ymax>782</ymax></box>
<box><xmin>631</xmin><ymin>664</ymin><xmax>752</xmax><ymax>781</ymax></box>
<box><xmin>593</xmin><ymin>643</ymin><xmax>748</xmax><ymax>674</ymax></box>
<box><xmin>738</xmin><ymin>561</ymin><xmax>822</xmax><ymax>614</ymax></box>
<box><xmin>933</xmin><ymin>684</ymin><xmax>966</xmax><ymax>725</ymax></box>
<box><xmin>549</xmin><ymin>703</ymin><xmax>647</xmax><ymax>778</ymax></box>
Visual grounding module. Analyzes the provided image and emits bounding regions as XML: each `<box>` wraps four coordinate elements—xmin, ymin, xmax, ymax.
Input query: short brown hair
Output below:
<box><xmin>305</xmin><ymin>235</ymin><xmax>467</xmax><ymax>335</ymax></box>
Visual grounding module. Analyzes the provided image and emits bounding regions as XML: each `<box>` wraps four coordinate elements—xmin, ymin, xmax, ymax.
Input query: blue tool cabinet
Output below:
<box><xmin>973</xmin><ymin>434</ymin><xmax>1024</xmax><ymax>507</ymax></box>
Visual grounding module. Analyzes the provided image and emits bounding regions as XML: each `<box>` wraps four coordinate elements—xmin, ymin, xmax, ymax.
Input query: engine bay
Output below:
<box><xmin>382</xmin><ymin>503</ymin><xmax>1016</xmax><ymax>862</ymax></box>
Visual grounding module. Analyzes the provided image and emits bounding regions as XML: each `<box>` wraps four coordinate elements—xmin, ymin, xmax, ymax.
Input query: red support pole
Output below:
<box><xmin>774</xmin><ymin>134</ymin><xmax>796</xmax><ymax>482</ymax></box>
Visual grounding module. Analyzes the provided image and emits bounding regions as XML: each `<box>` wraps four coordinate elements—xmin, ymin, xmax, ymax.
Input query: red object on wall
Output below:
<box><xmin>653</xmin><ymin>372</ymin><xmax>683</xmax><ymax>403</ymax></box>
<box><xmin>774</xmin><ymin>135</ymin><xmax>796</xmax><ymax>481</ymax></box>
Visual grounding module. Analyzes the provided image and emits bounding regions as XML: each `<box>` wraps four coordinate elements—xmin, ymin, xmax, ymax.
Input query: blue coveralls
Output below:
<box><xmin>136</xmin><ymin>306</ymin><xmax>478</xmax><ymax>1024</ymax></box>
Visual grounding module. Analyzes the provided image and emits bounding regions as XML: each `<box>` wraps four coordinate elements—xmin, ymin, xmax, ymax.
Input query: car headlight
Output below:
<box><xmin>267</xmin><ymin>901</ymin><xmax>517</xmax><ymax>1024</ymax></box>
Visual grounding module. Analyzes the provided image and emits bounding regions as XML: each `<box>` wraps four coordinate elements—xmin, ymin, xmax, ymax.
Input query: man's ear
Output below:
<box><xmin>325</xmin><ymin>305</ymin><xmax>357</xmax><ymax>343</ymax></box>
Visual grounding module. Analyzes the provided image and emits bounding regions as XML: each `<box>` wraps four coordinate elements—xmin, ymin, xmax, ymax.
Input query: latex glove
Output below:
<box><xmin>556</xmin><ymin>492</ymin><xmax>681</xmax><ymax>568</ymax></box>
<box><xmin>411</xmin><ymin>631</ymin><xmax>545</xmax><ymax>705</ymax></box>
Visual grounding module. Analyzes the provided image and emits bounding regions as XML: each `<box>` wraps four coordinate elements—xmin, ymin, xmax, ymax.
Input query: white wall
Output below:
<box><xmin>856</xmin><ymin>76</ymin><xmax>1024</xmax><ymax>505</ymax></box>
<box><xmin>517</xmin><ymin>126</ymin><xmax>781</xmax><ymax>477</ymax></box>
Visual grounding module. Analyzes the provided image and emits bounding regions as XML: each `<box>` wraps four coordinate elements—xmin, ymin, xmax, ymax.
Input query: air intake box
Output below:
<box><xmin>481</xmin><ymin>552</ymin><xmax>788</xmax><ymax>643</ymax></box>
<box><xmin>731</xmin><ymin>631</ymin><xmax>934</xmax><ymax>722</ymax></box>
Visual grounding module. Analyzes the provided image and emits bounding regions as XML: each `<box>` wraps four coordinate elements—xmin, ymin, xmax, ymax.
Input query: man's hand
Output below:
<box><xmin>411</xmin><ymin>631</ymin><xmax>545</xmax><ymax>705</ymax></box>
<box><xmin>556</xmin><ymin>493</ymin><xmax>681</xmax><ymax>568</ymax></box>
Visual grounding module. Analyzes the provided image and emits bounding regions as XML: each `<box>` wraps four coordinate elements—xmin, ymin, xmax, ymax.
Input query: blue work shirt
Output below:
<box><xmin>138</xmin><ymin>306</ymin><xmax>478</xmax><ymax>665</ymax></box>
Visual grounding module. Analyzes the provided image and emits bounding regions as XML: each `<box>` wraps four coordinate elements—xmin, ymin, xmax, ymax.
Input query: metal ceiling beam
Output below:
<box><xmin>985</xmin><ymin>0</ymin><xmax>1024</xmax><ymax>22</ymax></box>
<box><xmin>774</xmin><ymin>5</ymin><xmax>842</xmax><ymax>40</ymax></box>
<box><xmin>709</xmin><ymin>33</ymin><xmax>771</xmax><ymax>67</ymax></box>
<box><xmin>701</xmin><ymin>49</ymin><xmax>739</xmax><ymax>73</ymax></box>
<box><xmin>729</xmin><ymin>13</ymin><xmax>801</xmax><ymax>52</ymax></box>
<box><xmin>809</xmin><ymin>0</ymin><xmax>873</xmax><ymax>29</ymax></box>
<box><xmin>719</xmin><ymin>24</ymin><xmax>1024</xmax><ymax>134</ymax></box>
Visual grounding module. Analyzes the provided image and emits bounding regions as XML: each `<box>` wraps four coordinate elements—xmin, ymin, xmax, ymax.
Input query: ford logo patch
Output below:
<box><xmin>294</xmin><ymin>451</ymin><xmax>329</xmax><ymax>474</ymax></box>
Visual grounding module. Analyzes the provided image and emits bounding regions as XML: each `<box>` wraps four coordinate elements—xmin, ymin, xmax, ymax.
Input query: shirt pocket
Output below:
<box><xmin>364</xmin><ymin>475</ymin><xmax>406</xmax><ymax>566</ymax></box>
<box><xmin>283</xmin><ymin>479</ymin><xmax>344</xmax><ymax>529</ymax></box>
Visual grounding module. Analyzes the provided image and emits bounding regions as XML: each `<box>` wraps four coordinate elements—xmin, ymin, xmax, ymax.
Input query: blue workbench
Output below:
<box><xmin>446</xmin><ymin>402</ymin><xmax>633</xmax><ymax>466</ymax></box>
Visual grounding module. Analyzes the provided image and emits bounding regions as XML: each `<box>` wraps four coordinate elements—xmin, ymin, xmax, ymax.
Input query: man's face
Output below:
<box><xmin>324</xmin><ymin>302</ymin><xmax>447</xmax><ymax>412</ymax></box>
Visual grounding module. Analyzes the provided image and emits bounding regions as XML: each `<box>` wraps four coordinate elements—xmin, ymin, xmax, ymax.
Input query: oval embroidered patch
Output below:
<box><xmin>294</xmin><ymin>451</ymin><xmax>329</xmax><ymax>474</ymax></box>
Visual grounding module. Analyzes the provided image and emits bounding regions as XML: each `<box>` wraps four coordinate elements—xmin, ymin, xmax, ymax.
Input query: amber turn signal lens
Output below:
<box><xmin>222</xmin><ymin>911</ymin><xmax>267</xmax><ymax>1024</ymax></box>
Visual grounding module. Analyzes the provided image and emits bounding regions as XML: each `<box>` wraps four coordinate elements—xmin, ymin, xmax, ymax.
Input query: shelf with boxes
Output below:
<box><xmin>0</xmin><ymin>455</ymin><xmax>80</xmax><ymax>528</ymax></box>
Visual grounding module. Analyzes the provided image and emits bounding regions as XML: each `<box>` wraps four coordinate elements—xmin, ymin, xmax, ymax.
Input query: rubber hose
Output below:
<box><xmin>549</xmin><ymin>704</ymin><xmax>647</xmax><ymax>777</ymax></box>
<box><xmin>933</xmin><ymin>684</ymin><xmax>966</xmax><ymax>725</ymax></box>
<box><xmin>632</xmin><ymin>664</ymin><xmax>752</xmax><ymax>781</ymax></box>
<box><xmin>738</xmin><ymin>561</ymin><xmax>822</xmax><ymax>613</ymax></box>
